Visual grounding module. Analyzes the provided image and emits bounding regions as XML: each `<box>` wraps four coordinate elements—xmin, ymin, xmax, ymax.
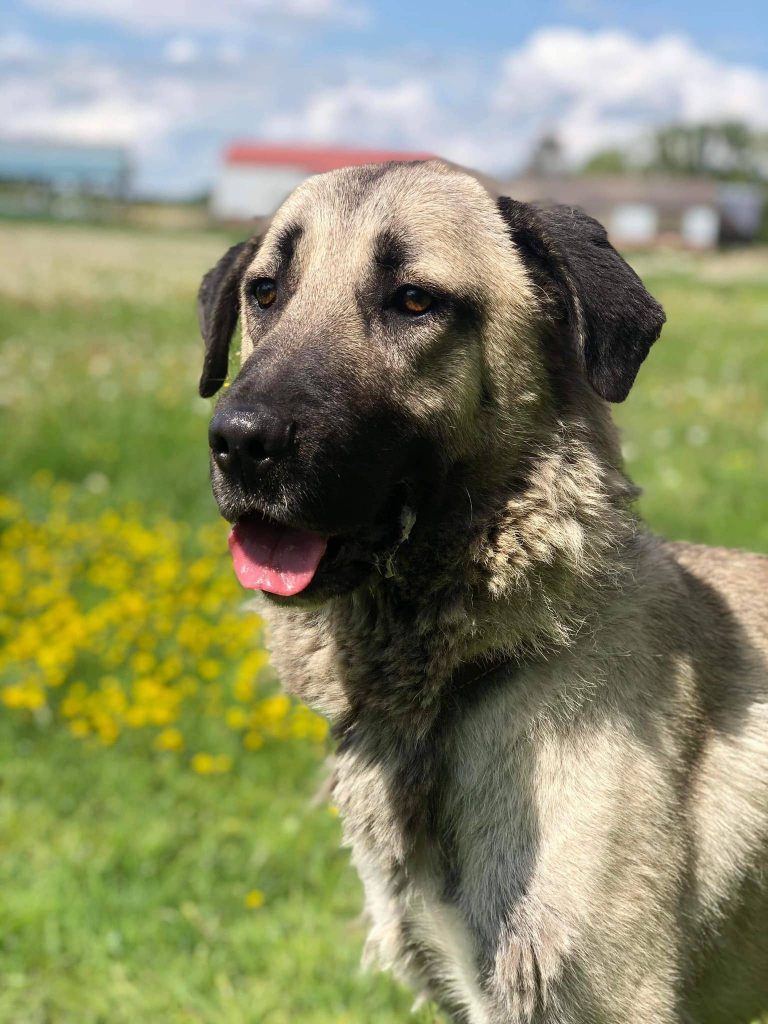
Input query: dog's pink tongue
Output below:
<box><xmin>228</xmin><ymin>519</ymin><xmax>327</xmax><ymax>596</ymax></box>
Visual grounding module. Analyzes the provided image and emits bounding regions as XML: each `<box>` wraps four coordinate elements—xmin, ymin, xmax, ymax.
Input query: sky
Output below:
<box><xmin>1</xmin><ymin>0</ymin><xmax>768</xmax><ymax>196</ymax></box>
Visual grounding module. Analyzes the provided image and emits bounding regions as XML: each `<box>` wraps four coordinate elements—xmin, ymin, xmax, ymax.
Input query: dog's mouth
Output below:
<box><xmin>226</xmin><ymin>490</ymin><xmax>418</xmax><ymax>601</ymax></box>
<box><xmin>228</xmin><ymin>514</ymin><xmax>331</xmax><ymax>597</ymax></box>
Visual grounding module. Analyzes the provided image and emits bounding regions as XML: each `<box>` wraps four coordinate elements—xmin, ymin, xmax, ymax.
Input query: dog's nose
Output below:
<box><xmin>208</xmin><ymin>405</ymin><xmax>295</xmax><ymax>478</ymax></box>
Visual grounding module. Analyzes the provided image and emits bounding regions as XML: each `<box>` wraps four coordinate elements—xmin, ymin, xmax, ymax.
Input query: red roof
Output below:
<box><xmin>224</xmin><ymin>142</ymin><xmax>434</xmax><ymax>173</ymax></box>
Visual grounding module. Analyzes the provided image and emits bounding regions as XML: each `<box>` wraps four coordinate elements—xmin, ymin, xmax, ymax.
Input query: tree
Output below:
<box><xmin>581</xmin><ymin>121</ymin><xmax>768</xmax><ymax>182</ymax></box>
<box><xmin>581</xmin><ymin>148</ymin><xmax>629</xmax><ymax>176</ymax></box>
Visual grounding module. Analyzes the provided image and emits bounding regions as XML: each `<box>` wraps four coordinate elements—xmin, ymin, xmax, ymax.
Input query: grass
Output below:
<box><xmin>618</xmin><ymin>248</ymin><xmax>768</xmax><ymax>551</ymax></box>
<box><xmin>0</xmin><ymin>221</ymin><xmax>766</xmax><ymax>1023</ymax></box>
<box><xmin>0</xmin><ymin>722</ymin><xmax>425</xmax><ymax>1024</ymax></box>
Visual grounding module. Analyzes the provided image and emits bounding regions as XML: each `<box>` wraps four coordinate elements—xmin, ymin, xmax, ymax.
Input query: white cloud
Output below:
<box><xmin>262</xmin><ymin>77</ymin><xmax>533</xmax><ymax>173</ymax></box>
<box><xmin>495</xmin><ymin>28</ymin><xmax>768</xmax><ymax>163</ymax></box>
<box><xmin>0</xmin><ymin>63</ymin><xmax>196</xmax><ymax>148</ymax></box>
<box><xmin>163</xmin><ymin>36</ymin><xmax>200</xmax><ymax>65</ymax></box>
<box><xmin>264</xmin><ymin>80</ymin><xmax>438</xmax><ymax>145</ymax></box>
<box><xmin>0</xmin><ymin>31</ymin><xmax>40</xmax><ymax>61</ymax></box>
<box><xmin>256</xmin><ymin>29</ymin><xmax>768</xmax><ymax>178</ymax></box>
<box><xmin>23</xmin><ymin>0</ymin><xmax>367</xmax><ymax>33</ymax></box>
<box><xmin>2</xmin><ymin>26</ymin><xmax>768</xmax><ymax>195</ymax></box>
<box><xmin>0</xmin><ymin>46</ymin><xmax>291</xmax><ymax>193</ymax></box>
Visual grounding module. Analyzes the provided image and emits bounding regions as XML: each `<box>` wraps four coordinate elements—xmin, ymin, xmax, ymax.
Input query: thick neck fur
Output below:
<box><xmin>262</xmin><ymin>392</ymin><xmax>642</xmax><ymax>854</ymax></box>
<box><xmin>262</xmin><ymin>387</ymin><xmax>647</xmax><ymax>860</ymax></box>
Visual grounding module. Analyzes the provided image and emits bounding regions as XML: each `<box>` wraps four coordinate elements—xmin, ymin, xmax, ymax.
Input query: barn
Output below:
<box><xmin>210</xmin><ymin>142</ymin><xmax>434</xmax><ymax>222</ymax></box>
<box><xmin>0</xmin><ymin>138</ymin><xmax>130</xmax><ymax>219</ymax></box>
<box><xmin>501</xmin><ymin>175</ymin><xmax>765</xmax><ymax>249</ymax></box>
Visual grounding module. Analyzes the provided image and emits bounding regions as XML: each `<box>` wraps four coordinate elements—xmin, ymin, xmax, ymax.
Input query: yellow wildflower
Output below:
<box><xmin>5</xmin><ymin>683</ymin><xmax>45</xmax><ymax>710</ymax></box>
<box><xmin>226</xmin><ymin>707</ymin><xmax>247</xmax><ymax>730</ymax></box>
<box><xmin>244</xmin><ymin>889</ymin><xmax>265</xmax><ymax>909</ymax></box>
<box><xmin>131</xmin><ymin>651</ymin><xmax>156</xmax><ymax>674</ymax></box>
<box><xmin>198</xmin><ymin>658</ymin><xmax>221</xmax><ymax>681</ymax></box>
<box><xmin>258</xmin><ymin>694</ymin><xmax>290</xmax><ymax>724</ymax></box>
<box><xmin>191</xmin><ymin>752</ymin><xmax>233</xmax><ymax>775</ymax></box>
<box><xmin>154</xmin><ymin>728</ymin><xmax>185</xmax><ymax>752</ymax></box>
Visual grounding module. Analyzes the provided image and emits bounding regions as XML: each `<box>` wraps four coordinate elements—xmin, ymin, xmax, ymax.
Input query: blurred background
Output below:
<box><xmin>0</xmin><ymin>2</ymin><xmax>767</xmax><ymax>1022</ymax></box>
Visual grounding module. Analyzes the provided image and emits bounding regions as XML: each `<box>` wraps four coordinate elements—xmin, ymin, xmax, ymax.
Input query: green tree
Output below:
<box><xmin>581</xmin><ymin>121</ymin><xmax>768</xmax><ymax>183</ymax></box>
<box><xmin>581</xmin><ymin>148</ymin><xmax>629</xmax><ymax>176</ymax></box>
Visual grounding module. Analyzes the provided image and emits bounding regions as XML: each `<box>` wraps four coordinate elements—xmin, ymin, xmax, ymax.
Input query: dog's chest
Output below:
<box><xmin>363</xmin><ymin>852</ymin><xmax>493</xmax><ymax>1023</ymax></box>
<box><xmin>336</xmin><ymin>753</ymin><xmax>492</xmax><ymax>1023</ymax></box>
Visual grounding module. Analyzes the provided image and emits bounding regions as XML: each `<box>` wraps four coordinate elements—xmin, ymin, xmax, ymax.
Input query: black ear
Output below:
<box><xmin>498</xmin><ymin>197</ymin><xmax>665</xmax><ymax>402</ymax></box>
<box><xmin>197</xmin><ymin>236</ymin><xmax>261</xmax><ymax>398</ymax></box>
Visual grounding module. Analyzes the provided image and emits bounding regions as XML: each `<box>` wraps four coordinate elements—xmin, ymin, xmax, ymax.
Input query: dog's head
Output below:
<box><xmin>198</xmin><ymin>160</ymin><xmax>664</xmax><ymax>603</ymax></box>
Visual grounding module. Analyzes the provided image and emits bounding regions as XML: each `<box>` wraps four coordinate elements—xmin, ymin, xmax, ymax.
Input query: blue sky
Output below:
<box><xmin>2</xmin><ymin>0</ymin><xmax>767</xmax><ymax>195</ymax></box>
<box><xmin>6</xmin><ymin>0</ymin><xmax>768</xmax><ymax>63</ymax></box>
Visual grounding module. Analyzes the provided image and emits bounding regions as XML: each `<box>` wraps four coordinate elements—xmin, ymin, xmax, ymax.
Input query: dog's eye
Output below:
<box><xmin>252</xmin><ymin>278</ymin><xmax>277</xmax><ymax>309</ymax></box>
<box><xmin>394</xmin><ymin>285</ymin><xmax>434</xmax><ymax>316</ymax></box>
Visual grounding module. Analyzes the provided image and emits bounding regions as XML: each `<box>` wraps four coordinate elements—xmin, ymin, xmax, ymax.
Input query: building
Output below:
<box><xmin>0</xmin><ymin>138</ymin><xmax>131</xmax><ymax>219</ymax></box>
<box><xmin>211</xmin><ymin>142</ymin><xmax>434</xmax><ymax>222</ymax></box>
<box><xmin>501</xmin><ymin>175</ymin><xmax>765</xmax><ymax>249</ymax></box>
<box><xmin>212</xmin><ymin>147</ymin><xmax>764</xmax><ymax>246</ymax></box>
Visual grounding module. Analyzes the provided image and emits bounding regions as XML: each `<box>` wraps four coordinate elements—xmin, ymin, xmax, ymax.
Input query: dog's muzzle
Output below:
<box><xmin>208</xmin><ymin>403</ymin><xmax>295</xmax><ymax>486</ymax></box>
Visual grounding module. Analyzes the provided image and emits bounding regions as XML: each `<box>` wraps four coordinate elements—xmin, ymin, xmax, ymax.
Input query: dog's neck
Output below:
<box><xmin>263</xmin><ymin>417</ymin><xmax>640</xmax><ymax>740</ymax></box>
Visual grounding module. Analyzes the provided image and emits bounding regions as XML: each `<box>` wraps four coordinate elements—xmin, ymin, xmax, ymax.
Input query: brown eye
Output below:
<box><xmin>252</xmin><ymin>278</ymin><xmax>277</xmax><ymax>309</ymax></box>
<box><xmin>395</xmin><ymin>285</ymin><xmax>434</xmax><ymax>316</ymax></box>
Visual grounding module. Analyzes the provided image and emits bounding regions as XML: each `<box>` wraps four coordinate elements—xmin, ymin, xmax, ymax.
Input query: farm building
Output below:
<box><xmin>210</xmin><ymin>142</ymin><xmax>434</xmax><ymax>221</ymax></box>
<box><xmin>502</xmin><ymin>175</ymin><xmax>765</xmax><ymax>249</ymax></box>
<box><xmin>211</xmin><ymin>142</ymin><xmax>764</xmax><ymax>249</ymax></box>
<box><xmin>0</xmin><ymin>138</ymin><xmax>130</xmax><ymax>219</ymax></box>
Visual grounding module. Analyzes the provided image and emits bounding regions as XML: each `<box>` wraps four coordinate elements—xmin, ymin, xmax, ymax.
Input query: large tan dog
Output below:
<box><xmin>198</xmin><ymin>160</ymin><xmax>768</xmax><ymax>1023</ymax></box>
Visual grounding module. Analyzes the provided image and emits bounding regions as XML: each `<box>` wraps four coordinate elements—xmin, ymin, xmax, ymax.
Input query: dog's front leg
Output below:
<box><xmin>482</xmin><ymin>919</ymin><xmax>685</xmax><ymax>1024</ymax></box>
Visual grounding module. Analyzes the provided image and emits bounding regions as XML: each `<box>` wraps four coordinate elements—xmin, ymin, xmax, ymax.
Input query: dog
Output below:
<box><xmin>197</xmin><ymin>159</ymin><xmax>768</xmax><ymax>1023</ymax></box>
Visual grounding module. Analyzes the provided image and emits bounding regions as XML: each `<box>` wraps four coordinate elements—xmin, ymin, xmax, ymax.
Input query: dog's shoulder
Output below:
<box><xmin>668</xmin><ymin>537</ymin><xmax>768</xmax><ymax>577</ymax></box>
<box><xmin>664</xmin><ymin>539</ymin><xmax>768</xmax><ymax>640</ymax></box>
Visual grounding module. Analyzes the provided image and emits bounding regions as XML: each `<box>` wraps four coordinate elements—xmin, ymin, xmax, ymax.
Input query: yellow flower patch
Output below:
<box><xmin>191</xmin><ymin>752</ymin><xmax>233</xmax><ymax>775</ymax></box>
<box><xmin>154</xmin><ymin>727</ymin><xmax>185</xmax><ymax>752</ymax></box>
<box><xmin>0</xmin><ymin>480</ymin><xmax>329</xmax><ymax>768</ymax></box>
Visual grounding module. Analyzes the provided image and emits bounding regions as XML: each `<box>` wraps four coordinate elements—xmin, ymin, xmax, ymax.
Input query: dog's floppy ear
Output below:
<box><xmin>197</xmin><ymin>235</ymin><xmax>261</xmax><ymax>398</ymax></box>
<box><xmin>498</xmin><ymin>197</ymin><xmax>665</xmax><ymax>402</ymax></box>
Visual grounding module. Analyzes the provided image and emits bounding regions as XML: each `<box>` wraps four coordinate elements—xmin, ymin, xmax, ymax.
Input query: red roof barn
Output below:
<box><xmin>211</xmin><ymin>142</ymin><xmax>433</xmax><ymax>221</ymax></box>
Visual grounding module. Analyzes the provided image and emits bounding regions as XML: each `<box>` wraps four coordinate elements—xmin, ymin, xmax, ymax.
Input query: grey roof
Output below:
<box><xmin>0</xmin><ymin>138</ymin><xmax>130</xmax><ymax>192</ymax></box>
<box><xmin>499</xmin><ymin>175</ymin><xmax>721</xmax><ymax>213</ymax></box>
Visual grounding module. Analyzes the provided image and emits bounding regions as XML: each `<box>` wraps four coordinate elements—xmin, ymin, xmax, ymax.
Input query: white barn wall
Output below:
<box><xmin>211</xmin><ymin>166</ymin><xmax>309</xmax><ymax>220</ymax></box>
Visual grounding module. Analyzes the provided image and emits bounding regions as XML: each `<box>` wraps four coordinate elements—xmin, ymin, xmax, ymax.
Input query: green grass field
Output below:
<box><xmin>0</xmin><ymin>221</ymin><xmax>766</xmax><ymax>1023</ymax></box>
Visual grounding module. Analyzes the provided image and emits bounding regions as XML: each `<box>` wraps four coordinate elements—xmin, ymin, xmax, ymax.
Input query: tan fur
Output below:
<box><xmin>225</xmin><ymin>161</ymin><xmax>768</xmax><ymax>1022</ymax></box>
